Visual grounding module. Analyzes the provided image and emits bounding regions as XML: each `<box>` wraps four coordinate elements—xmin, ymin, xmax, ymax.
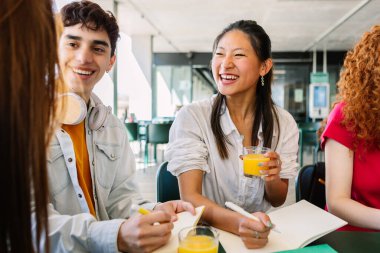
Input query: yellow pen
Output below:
<box><xmin>137</xmin><ymin>207</ymin><xmax>151</xmax><ymax>215</ymax></box>
<box><xmin>131</xmin><ymin>204</ymin><xmax>151</xmax><ymax>215</ymax></box>
<box><xmin>131</xmin><ymin>204</ymin><xmax>162</xmax><ymax>225</ymax></box>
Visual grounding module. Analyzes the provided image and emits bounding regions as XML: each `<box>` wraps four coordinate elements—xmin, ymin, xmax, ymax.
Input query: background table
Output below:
<box><xmin>218</xmin><ymin>231</ymin><xmax>380</xmax><ymax>252</ymax></box>
<box><xmin>310</xmin><ymin>231</ymin><xmax>380</xmax><ymax>252</ymax></box>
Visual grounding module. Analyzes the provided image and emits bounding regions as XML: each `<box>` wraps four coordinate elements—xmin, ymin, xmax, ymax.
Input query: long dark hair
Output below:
<box><xmin>211</xmin><ymin>20</ymin><xmax>279</xmax><ymax>159</ymax></box>
<box><xmin>0</xmin><ymin>0</ymin><xmax>57</xmax><ymax>252</ymax></box>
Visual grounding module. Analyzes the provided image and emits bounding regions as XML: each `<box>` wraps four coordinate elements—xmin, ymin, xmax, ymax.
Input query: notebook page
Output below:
<box><xmin>269</xmin><ymin>200</ymin><xmax>346</xmax><ymax>248</ymax></box>
<box><xmin>218</xmin><ymin>200</ymin><xmax>346</xmax><ymax>252</ymax></box>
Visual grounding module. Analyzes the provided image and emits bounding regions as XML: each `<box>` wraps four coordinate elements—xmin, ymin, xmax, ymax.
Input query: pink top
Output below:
<box><xmin>321</xmin><ymin>102</ymin><xmax>380</xmax><ymax>232</ymax></box>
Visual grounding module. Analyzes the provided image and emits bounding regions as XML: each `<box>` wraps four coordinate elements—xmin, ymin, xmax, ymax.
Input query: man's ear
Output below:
<box><xmin>260</xmin><ymin>58</ymin><xmax>273</xmax><ymax>76</ymax></box>
<box><xmin>107</xmin><ymin>54</ymin><xmax>116</xmax><ymax>72</ymax></box>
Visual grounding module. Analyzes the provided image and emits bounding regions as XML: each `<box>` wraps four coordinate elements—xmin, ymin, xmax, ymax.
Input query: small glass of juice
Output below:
<box><xmin>243</xmin><ymin>146</ymin><xmax>271</xmax><ymax>177</ymax></box>
<box><xmin>178</xmin><ymin>226</ymin><xmax>219</xmax><ymax>253</ymax></box>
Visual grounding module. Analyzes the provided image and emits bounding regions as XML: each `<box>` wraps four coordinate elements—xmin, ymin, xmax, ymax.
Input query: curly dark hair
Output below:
<box><xmin>61</xmin><ymin>0</ymin><xmax>119</xmax><ymax>56</ymax></box>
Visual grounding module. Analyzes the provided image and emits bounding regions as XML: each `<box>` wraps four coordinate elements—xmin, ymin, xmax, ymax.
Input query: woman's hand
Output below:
<box><xmin>238</xmin><ymin>212</ymin><xmax>271</xmax><ymax>249</ymax></box>
<box><xmin>260</xmin><ymin>151</ymin><xmax>282</xmax><ymax>182</ymax></box>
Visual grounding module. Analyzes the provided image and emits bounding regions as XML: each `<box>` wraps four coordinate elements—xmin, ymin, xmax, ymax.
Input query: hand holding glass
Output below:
<box><xmin>178</xmin><ymin>226</ymin><xmax>219</xmax><ymax>253</ymax></box>
<box><xmin>243</xmin><ymin>146</ymin><xmax>271</xmax><ymax>177</ymax></box>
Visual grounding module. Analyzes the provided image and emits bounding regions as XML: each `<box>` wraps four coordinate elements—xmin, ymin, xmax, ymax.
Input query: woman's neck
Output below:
<box><xmin>225</xmin><ymin>93</ymin><xmax>256</xmax><ymax>120</ymax></box>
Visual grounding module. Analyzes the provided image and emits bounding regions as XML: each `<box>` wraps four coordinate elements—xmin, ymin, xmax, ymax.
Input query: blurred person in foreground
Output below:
<box><xmin>320</xmin><ymin>25</ymin><xmax>380</xmax><ymax>231</ymax></box>
<box><xmin>0</xmin><ymin>0</ymin><xmax>58</xmax><ymax>252</ymax></box>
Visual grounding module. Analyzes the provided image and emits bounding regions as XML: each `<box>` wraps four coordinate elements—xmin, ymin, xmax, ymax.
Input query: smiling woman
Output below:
<box><xmin>165</xmin><ymin>20</ymin><xmax>299</xmax><ymax>250</ymax></box>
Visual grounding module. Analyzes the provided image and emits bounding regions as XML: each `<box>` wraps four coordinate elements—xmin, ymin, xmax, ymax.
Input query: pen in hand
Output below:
<box><xmin>225</xmin><ymin>201</ymin><xmax>281</xmax><ymax>233</ymax></box>
<box><xmin>131</xmin><ymin>203</ymin><xmax>152</xmax><ymax>215</ymax></box>
<box><xmin>131</xmin><ymin>204</ymin><xmax>164</xmax><ymax>225</ymax></box>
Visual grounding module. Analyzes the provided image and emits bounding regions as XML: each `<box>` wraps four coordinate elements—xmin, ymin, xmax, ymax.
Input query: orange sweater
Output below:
<box><xmin>62</xmin><ymin>121</ymin><xmax>96</xmax><ymax>216</ymax></box>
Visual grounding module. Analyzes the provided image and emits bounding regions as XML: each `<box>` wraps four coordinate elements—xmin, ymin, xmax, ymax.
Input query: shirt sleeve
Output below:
<box><xmin>321</xmin><ymin>102</ymin><xmax>354</xmax><ymax>150</ymax></box>
<box><xmin>277</xmin><ymin>109</ymin><xmax>299</xmax><ymax>179</ymax></box>
<box><xmin>165</xmin><ymin>105</ymin><xmax>210</xmax><ymax>176</ymax></box>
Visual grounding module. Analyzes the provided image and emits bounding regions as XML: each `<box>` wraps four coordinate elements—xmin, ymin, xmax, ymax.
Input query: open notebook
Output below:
<box><xmin>153</xmin><ymin>205</ymin><xmax>205</xmax><ymax>253</ymax></box>
<box><xmin>218</xmin><ymin>200</ymin><xmax>347</xmax><ymax>253</ymax></box>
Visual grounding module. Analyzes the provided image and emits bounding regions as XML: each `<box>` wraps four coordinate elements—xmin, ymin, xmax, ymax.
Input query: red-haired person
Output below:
<box><xmin>321</xmin><ymin>25</ymin><xmax>380</xmax><ymax>231</ymax></box>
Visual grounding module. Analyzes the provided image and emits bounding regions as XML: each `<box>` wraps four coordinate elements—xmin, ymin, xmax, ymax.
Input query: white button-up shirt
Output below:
<box><xmin>165</xmin><ymin>97</ymin><xmax>299</xmax><ymax>213</ymax></box>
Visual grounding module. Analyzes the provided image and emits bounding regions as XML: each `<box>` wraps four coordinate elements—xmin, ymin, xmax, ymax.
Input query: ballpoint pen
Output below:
<box><xmin>225</xmin><ymin>201</ymin><xmax>281</xmax><ymax>233</ymax></box>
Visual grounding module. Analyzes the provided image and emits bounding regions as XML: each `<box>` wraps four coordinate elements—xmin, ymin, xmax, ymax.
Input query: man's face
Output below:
<box><xmin>59</xmin><ymin>23</ymin><xmax>116</xmax><ymax>102</ymax></box>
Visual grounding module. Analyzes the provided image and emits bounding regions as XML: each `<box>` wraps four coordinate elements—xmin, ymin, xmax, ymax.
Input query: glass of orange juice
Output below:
<box><xmin>178</xmin><ymin>226</ymin><xmax>219</xmax><ymax>253</ymax></box>
<box><xmin>243</xmin><ymin>146</ymin><xmax>271</xmax><ymax>177</ymax></box>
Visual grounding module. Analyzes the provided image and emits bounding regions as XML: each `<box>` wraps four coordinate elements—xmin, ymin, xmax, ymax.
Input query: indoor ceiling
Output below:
<box><xmin>116</xmin><ymin>0</ymin><xmax>380</xmax><ymax>53</ymax></box>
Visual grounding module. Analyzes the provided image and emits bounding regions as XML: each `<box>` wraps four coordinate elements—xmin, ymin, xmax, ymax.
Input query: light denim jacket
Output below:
<box><xmin>44</xmin><ymin>94</ymin><xmax>154</xmax><ymax>253</ymax></box>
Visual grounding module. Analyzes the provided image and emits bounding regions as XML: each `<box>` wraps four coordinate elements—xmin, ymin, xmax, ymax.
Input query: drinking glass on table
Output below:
<box><xmin>242</xmin><ymin>146</ymin><xmax>271</xmax><ymax>177</ymax></box>
<box><xmin>178</xmin><ymin>226</ymin><xmax>219</xmax><ymax>253</ymax></box>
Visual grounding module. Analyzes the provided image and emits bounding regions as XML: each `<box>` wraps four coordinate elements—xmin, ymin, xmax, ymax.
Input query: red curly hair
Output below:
<box><xmin>336</xmin><ymin>25</ymin><xmax>380</xmax><ymax>150</ymax></box>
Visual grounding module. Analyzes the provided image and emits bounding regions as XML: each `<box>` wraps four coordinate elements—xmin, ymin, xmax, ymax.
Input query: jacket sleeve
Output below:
<box><xmin>31</xmin><ymin>203</ymin><xmax>125</xmax><ymax>253</ymax></box>
<box><xmin>48</xmin><ymin>204</ymin><xmax>125</xmax><ymax>253</ymax></box>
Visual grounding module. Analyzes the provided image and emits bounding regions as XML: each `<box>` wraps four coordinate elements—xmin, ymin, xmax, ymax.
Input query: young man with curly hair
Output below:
<box><xmin>321</xmin><ymin>25</ymin><xmax>380</xmax><ymax>231</ymax></box>
<box><xmin>44</xmin><ymin>1</ymin><xmax>194</xmax><ymax>252</ymax></box>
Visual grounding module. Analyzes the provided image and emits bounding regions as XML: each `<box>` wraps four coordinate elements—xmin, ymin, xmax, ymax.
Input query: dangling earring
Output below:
<box><xmin>261</xmin><ymin>76</ymin><xmax>265</xmax><ymax>86</ymax></box>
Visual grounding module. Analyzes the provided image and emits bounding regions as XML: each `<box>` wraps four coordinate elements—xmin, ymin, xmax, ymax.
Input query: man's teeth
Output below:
<box><xmin>221</xmin><ymin>74</ymin><xmax>237</xmax><ymax>80</ymax></box>
<box><xmin>73</xmin><ymin>68</ymin><xmax>93</xmax><ymax>75</ymax></box>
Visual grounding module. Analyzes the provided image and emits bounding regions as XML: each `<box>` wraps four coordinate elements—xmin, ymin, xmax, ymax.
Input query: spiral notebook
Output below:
<box><xmin>217</xmin><ymin>200</ymin><xmax>347</xmax><ymax>253</ymax></box>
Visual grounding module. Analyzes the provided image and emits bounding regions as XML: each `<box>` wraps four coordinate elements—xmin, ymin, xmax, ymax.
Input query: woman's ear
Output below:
<box><xmin>260</xmin><ymin>58</ymin><xmax>273</xmax><ymax>76</ymax></box>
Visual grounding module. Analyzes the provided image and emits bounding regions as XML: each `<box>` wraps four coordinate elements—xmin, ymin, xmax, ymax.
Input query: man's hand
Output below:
<box><xmin>117</xmin><ymin>211</ymin><xmax>173</xmax><ymax>253</ymax></box>
<box><xmin>154</xmin><ymin>200</ymin><xmax>195</xmax><ymax>222</ymax></box>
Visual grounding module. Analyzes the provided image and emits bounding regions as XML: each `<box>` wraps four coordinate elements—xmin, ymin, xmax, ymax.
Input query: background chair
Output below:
<box><xmin>144</xmin><ymin>122</ymin><xmax>172</xmax><ymax>166</ymax></box>
<box><xmin>296</xmin><ymin>162</ymin><xmax>326</xmax><ymax>209</ymax></box>
<box><xmin>298</xmin><ymin>121</ymin><xmax>321</xmax><ymax>167</ymax></box>
<box><xmin>156</xmin><ymin>161</ymin><xmax>180</xmax><ymax>202</ymax></box>
<box><xmin>125</xmin><ymin>122</ymin><xmax>138</xmax><ymax>141</ymax></box>
<box><xmin>125</xmin><ymin>122</ymin><xmax>141</xmax><ymax>156</ymax></box>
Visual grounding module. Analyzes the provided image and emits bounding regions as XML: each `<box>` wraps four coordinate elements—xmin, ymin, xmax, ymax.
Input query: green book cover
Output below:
<box><xmin>275</xmin><ymin>244</ymin><xmax>337</xmax><ymax>253</ymax></box>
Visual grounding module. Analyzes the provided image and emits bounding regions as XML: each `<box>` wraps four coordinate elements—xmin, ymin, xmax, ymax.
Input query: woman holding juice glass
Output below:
<box><xmin>166</xmin><ymin>20</ymin><xmax>299</xmax><ymax>249</ymax></box>
<box><xmin>320</xmin><ymin>25</ymin><xmax>380</xmax><ymax>231</ymax></box>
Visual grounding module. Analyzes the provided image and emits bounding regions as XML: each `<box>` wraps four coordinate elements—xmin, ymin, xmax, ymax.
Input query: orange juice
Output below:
<box><xmin>178</xmin><ymin>235</ymin><xmax>218</xmax><ymax>253</ymax></box>
<box><xmin>243</xmin><ymin>153</ymin><xmax>270</xmax><ymax>177</ymax></box>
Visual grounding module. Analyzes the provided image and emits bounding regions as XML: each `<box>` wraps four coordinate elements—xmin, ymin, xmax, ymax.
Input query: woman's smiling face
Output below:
<box><xmin>211</xmin><ymin>29</ymin><xmax>264</xmax><ymax>97</ymax></box>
